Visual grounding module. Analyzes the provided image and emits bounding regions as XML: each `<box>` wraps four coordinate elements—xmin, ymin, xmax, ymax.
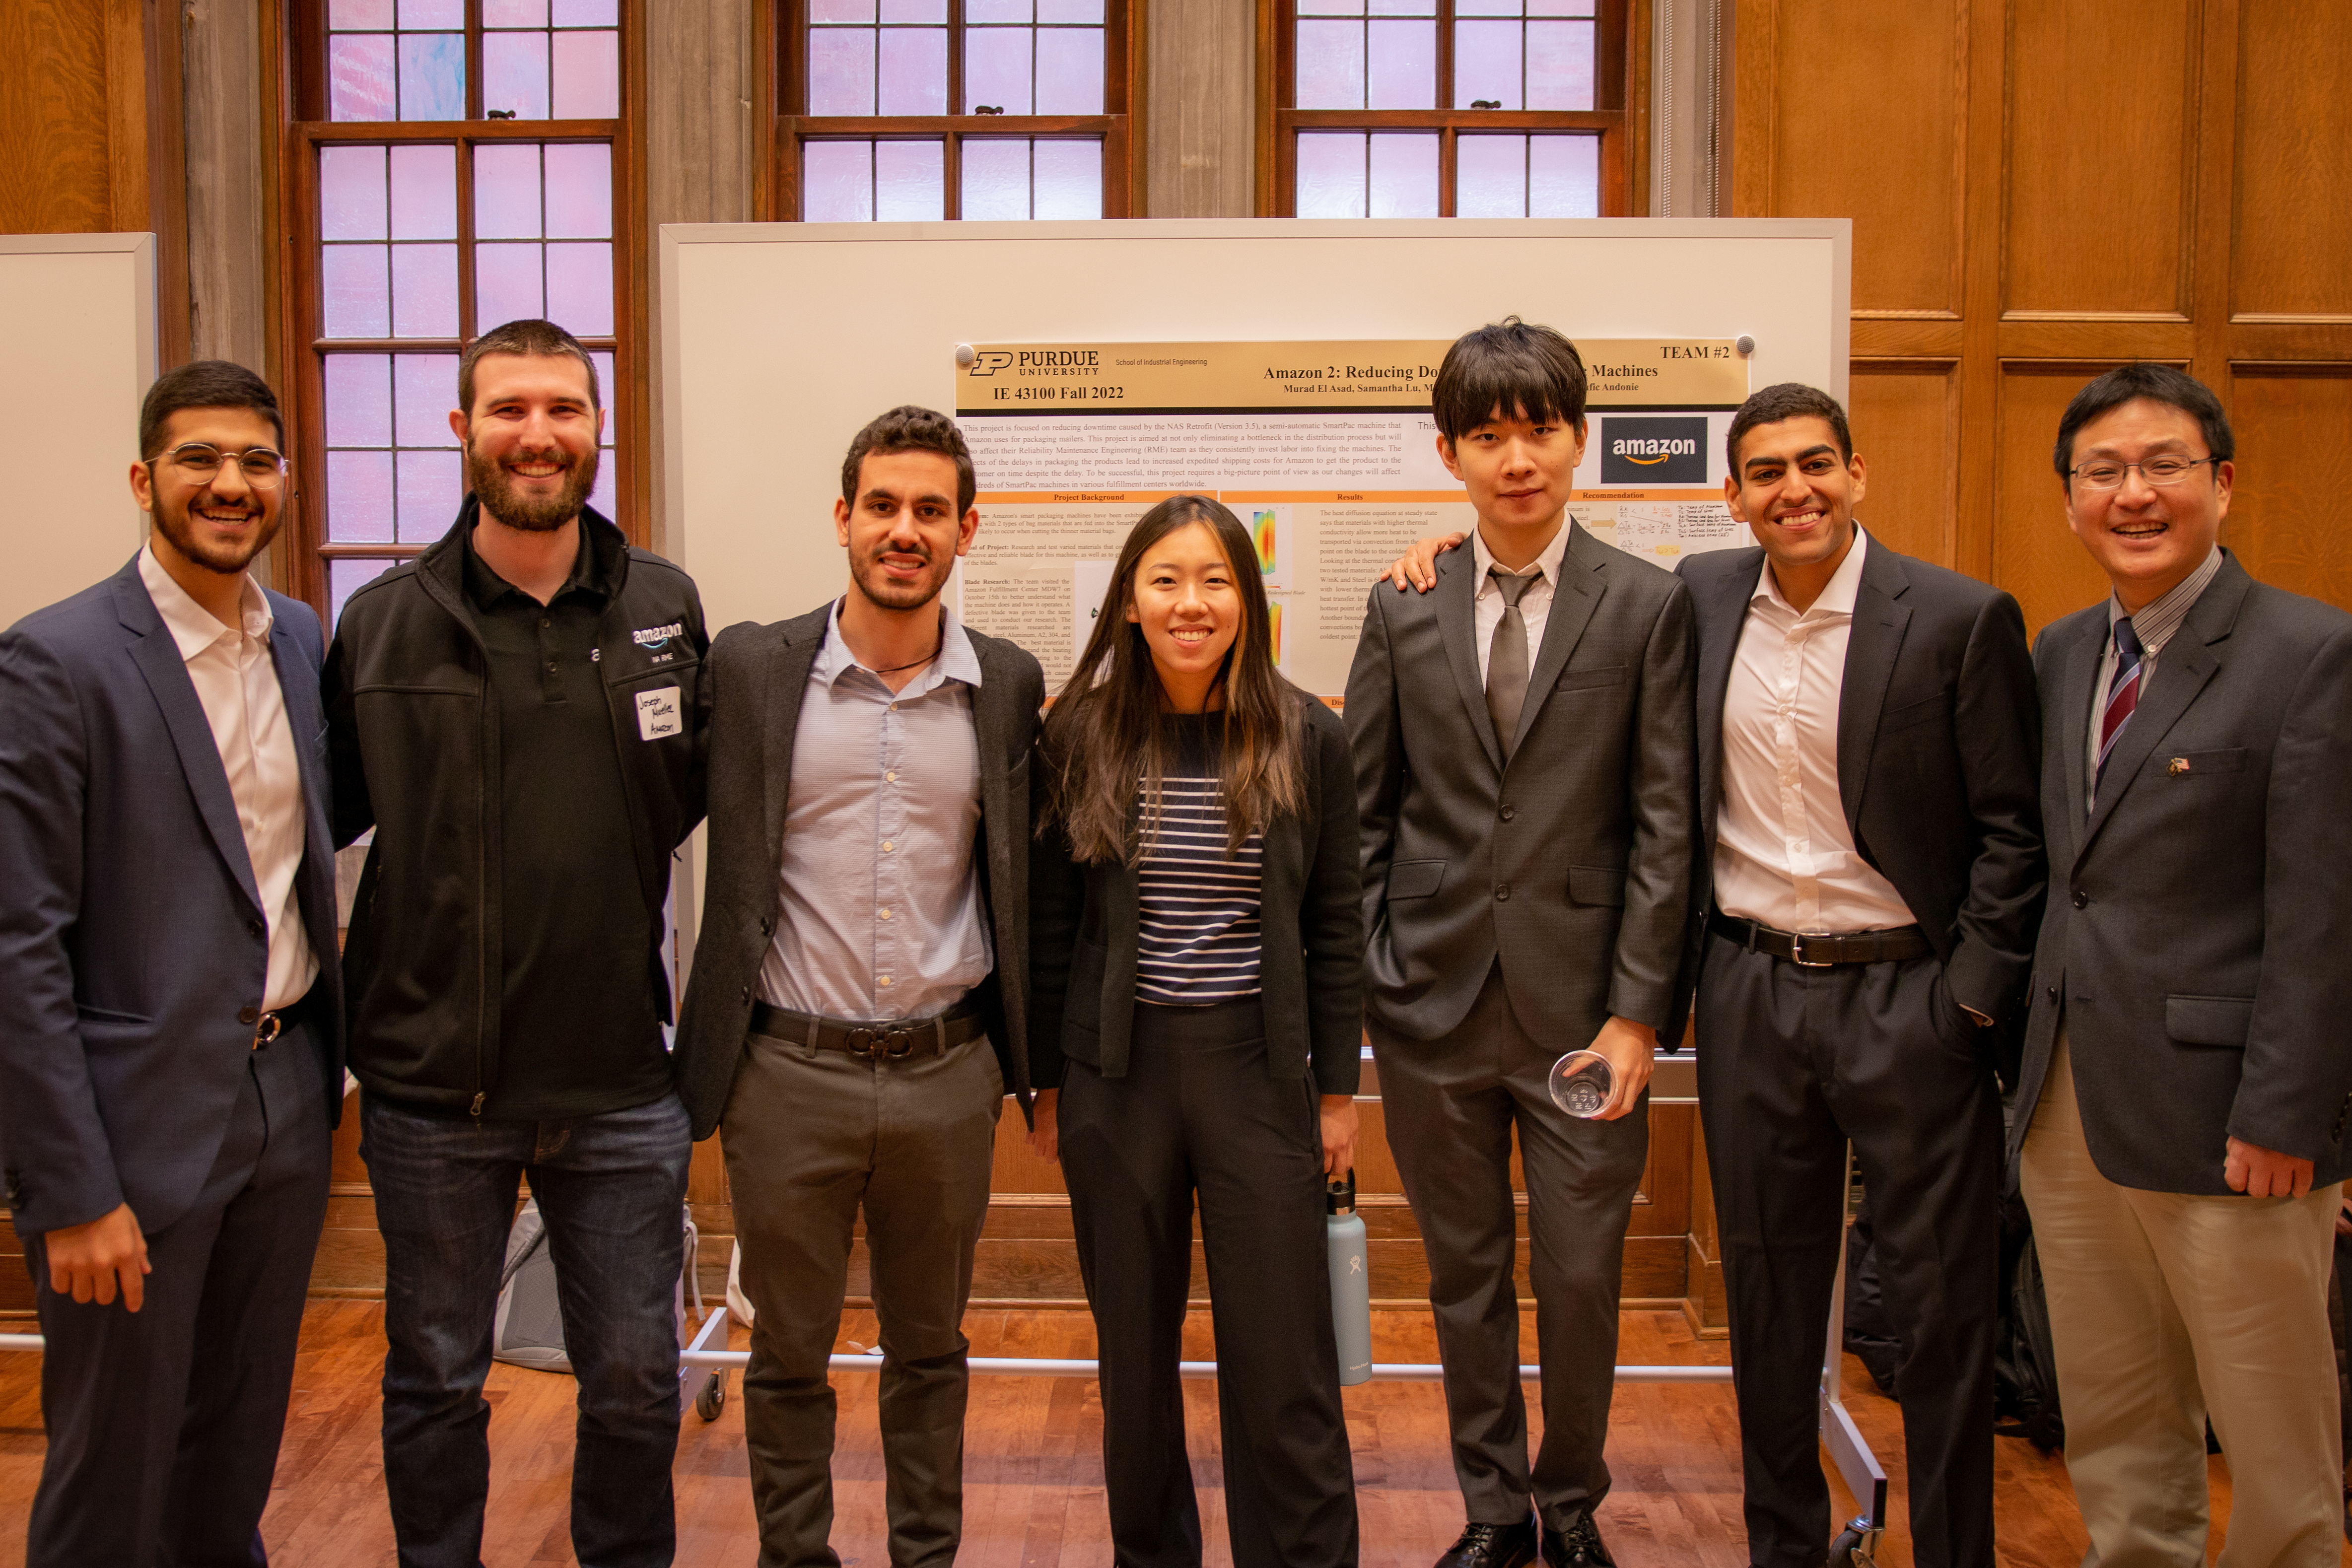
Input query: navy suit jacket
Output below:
<box><xmin>0</xmin><ymin>555</ymin><xmax>346</xmax><ymax>1238</ymax></box>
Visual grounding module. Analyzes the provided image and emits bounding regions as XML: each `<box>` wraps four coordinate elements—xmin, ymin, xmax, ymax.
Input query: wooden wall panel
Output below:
<box><xmin>2221</xmin><ymin>367</ymin><xmax>2352</xmax><ymax>608</ymax></box>
<box><xmin>0</xmin><ymin>1</ymin><xmax>118</xmax><ymax>232</ymax></box>
<box><xmin>1992</xmin><ymin>365</ymin><xmax>2114</xmax><ymax>636</ymax></box>
<box><xmin>2229</xmin><ymin>1</ymin><xmax>2352</xmax><ymax>321</ymax></box>
<box><xmin>1848</xmin><ymin>360</ymin><xmax>1959</xmax><ymax>568</ymax></box>
<box><xmin>2003</xmin><ymin>0</ymin><xmax>2195</xmax><ymax>318</ymax></box>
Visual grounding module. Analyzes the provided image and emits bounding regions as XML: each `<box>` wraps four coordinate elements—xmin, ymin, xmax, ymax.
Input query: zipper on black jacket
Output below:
<box><xmin>471</xmin><ymin>1092</ymin><xmax>485</xmax><ymax>1116</ymax></box>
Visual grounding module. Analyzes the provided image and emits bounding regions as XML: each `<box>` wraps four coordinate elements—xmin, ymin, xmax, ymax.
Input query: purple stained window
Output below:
<box><xmin>1294</xmin><ymin>132</ymin><xmax>1368</xmax><ymax>218</ymax></box>
<box><xmin>330</xmin><ymin>558</ymin><xmax>396</xmax><ymax>630</ymax></box>
<box><xmin>803</xmin><ymin>140</ymin><xmax>949</xmax><ymax>223</ymax></box>
<box><xmin>477</xmin><ymin>2</ymin><xmax>623</xmax><ymax>122</ymax></box>
<box><xmin>1369</xmin><ymin>131</ymin><xmax>1439</xmax><ymax>216</ymax></box>
<box><xmin>1455</xmin><ymin>132</ymin><xmax>1597</xmax><ymax>216</ymax></box>
<box><xmin>1296</xmin><ymin>0</ymin><xmax>1437</xmax><ymax>111</ymax></box>
<box><xmin>322</xmin><ymin>351</ymin><xmax>462</xmax><ymax>546</ymax></box>
<box><xmin>803</xmin><ymin>142</ymin><xmax>877</xmax><ymax>222</ymax></box>
<box><xmin>318</xmin><ymin>142</ymin><xmax>460</xmax><ymax>339</ymax></box>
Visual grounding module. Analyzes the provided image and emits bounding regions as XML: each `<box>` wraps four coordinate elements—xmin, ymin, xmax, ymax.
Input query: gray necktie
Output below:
<box><xmin>1486</xmin><ymin>565</ymin><xmax>1537</xmax><ymax>757</ymax></box>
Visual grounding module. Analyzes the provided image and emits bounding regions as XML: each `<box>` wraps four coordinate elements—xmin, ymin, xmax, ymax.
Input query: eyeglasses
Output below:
<box><xmin>2067</xmin><ymin>456</ymin><xmax>2218</xmax><ymax>492</ymax></box>
<box><xmin>151</xmin><ymin>443</ymin><xmax>289</xmax><ymax>488</ymax></box>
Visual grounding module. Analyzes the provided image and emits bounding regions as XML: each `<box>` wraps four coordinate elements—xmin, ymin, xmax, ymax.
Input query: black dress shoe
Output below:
<box><xmin>1435</xmin><ymin>1515</ymin><xmax>1539</xmax><ymax>1568</ymax></box>
<box><xmin>1540</xmin><ymin>1512</ymin><xmax>1616</xmax><ymax>1568</ymax></box>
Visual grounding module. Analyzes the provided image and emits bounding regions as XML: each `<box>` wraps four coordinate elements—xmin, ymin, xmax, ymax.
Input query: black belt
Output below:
<box><xmin>242</xmin><ymin>985</ymin><xmax>316</xmax><ymax>1051</ymax></box>
<box><xmin>1709</xmin><ymin>912</ymin><xmax>1932</xmax><ymax>967</ymax></box>
<box><xmin>751</xmin><ymin>998</ymin><xmax>983</xmax><ymax>1061</ymax></box>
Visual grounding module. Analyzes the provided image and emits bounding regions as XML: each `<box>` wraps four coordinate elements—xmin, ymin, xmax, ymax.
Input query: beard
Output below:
<box><xmin>151</xmin><ymin>488</ymin><xmax>281</xmax><ymax>576</ymax></box>
<box><xmin>849</xmin><ymin>541</ymin><xmax>953</xmax><ymax>612</ymax></box>
<box><xmin>468</xmin><ymin>439</ymin><xmax>598</xmax><ymax>532</ymax></box>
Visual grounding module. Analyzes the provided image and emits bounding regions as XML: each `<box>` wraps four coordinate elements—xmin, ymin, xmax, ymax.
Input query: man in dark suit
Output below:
<box><xmin>2012</xmin><ymin>364</ymin><xmax>2352</xmax><ymax>1567</ymax></box>
<box><xmin>0</xmin><ymin>361</ymin><xmax>344</xmax><ymax>1567</ymax></box>
<box><xmin>1675</xmin><ymin>384</ymin><xmax>2043</xmax><ymax>1568</ymax></box>
<box><xmin>1347</xmin><ymin>320</ymin><xmax>1696</xmax><ymax>1568</ymax></box>
<box><xmin>675</xmin><ymin>406</ymin><xmax>1042</xmax><ymax>1568</ymax></box>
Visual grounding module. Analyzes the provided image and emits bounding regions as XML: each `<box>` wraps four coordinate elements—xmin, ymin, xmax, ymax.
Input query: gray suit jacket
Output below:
<box><xmin>672</xmin><ymin>601</ymin><xmax>1044</xmax><ymax>1137</ymax></box>
<box><xmin>0</xmin><ymin>556</ymin><xmax>346</xmax><ymax>1237</ymax></box>
<box><xmin>2008</xmin><ymin>552</ymin><xmax>2352</xmax><ymax>1194</ymax></box>
<box><xmin>1346</xmin><ymin>525</ymin><xmax>1697</xmax><ymax>1045</ymax></box>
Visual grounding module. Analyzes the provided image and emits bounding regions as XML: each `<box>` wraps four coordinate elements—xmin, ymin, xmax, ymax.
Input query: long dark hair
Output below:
<box><xmin>1040</xmin><ymin>495</ymin><xmax>1304</xmax><ymax>865</ymax></box>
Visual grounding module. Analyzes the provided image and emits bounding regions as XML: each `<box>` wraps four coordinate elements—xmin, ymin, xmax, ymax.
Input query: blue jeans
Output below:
<box><xmin>360</xmin><ymin>1091</ymin><xmax>693</xmax><ymax>1568</ymax></box>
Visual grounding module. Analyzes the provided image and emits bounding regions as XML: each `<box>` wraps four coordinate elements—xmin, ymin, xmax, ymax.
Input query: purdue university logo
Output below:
<box><xmin>1599</xmin><ymin>416</ymin><xmax>1708</xmax><ymax>485</ymax></box>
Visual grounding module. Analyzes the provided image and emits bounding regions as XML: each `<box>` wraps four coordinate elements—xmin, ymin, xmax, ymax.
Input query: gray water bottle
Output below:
<box><xmin>1326</xmin><ymin>1170</ymin><xmax>1372</xmax><ymax>1386</ymax></box>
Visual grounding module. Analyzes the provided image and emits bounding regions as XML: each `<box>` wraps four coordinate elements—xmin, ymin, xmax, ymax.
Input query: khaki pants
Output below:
<box><xmin>2021</xmin><ymin>1036</ymin><xmax>2344</xmax><ymax>1568</ymax></box>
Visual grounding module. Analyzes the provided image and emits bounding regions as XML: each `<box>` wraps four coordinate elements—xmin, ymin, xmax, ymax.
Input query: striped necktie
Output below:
<box><xmin>2095</xmin><ymin>616</ymin><xmax>2144</xmax><ymax>790</ymax></box>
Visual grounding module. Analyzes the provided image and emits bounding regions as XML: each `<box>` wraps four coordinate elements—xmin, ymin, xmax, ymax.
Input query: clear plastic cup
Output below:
<box><xmin>1549</xmin><ymin>1050</ymin><xmax>1614</xmax><ymax>1118</ymax></box>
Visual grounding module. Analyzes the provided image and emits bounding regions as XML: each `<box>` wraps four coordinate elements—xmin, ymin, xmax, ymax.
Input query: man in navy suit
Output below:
<box><xmin>0</xmin><ymin>361</ymin><xmax>345</xmax><ymax>1567</ymax></box>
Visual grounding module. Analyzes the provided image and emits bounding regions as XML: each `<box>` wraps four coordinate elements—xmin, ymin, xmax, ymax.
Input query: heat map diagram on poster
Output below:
<box><xmin>952</xmin><ymin>339</ymin><xmax>1755</xmax><ymax>698</ymax></box>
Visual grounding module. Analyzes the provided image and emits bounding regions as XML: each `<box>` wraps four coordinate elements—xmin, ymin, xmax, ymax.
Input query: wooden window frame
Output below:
<box><xmin>1255</xmin><ymin>0</ymin><xmax>1637</xmax><ymax>217</ymax></box>
<box><xmin>274</xmin><ymin>0</ymin><xmax>652</xmax><ymax>619</ymax></box>
<box><xmin>764</xmin><ymin>0</ymin><xmax>1146</xmax><ymax>220</ymax></box>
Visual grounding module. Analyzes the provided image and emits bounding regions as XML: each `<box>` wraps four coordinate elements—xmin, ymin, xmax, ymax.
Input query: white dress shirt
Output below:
<box><xmin>1712</xmin><ymin>530</ymin><xmax>1917</xmax><ymax>934</ymax></box>
<box><xmin>1469</xmin><ymin>519</ymin><xmax>1575</xmax><ymax>687</ymax></box>
<box><xmin>138</xmin><ymin>546</ymin><xmax>318</xmax><ymax>1010</ymax></box>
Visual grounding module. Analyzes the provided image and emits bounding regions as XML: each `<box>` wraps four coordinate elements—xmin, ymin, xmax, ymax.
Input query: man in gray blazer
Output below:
<box><xmin>1347</xmin><ymin>320</ymin><xmax>1696</xmax><ymax>1568</ymax></box>
<box><xmin>2013</xmin><ymin>363</ymin><xmax>2352</xmax><ymax>1566</ymax></box>
<box><xmin>674</xmin><ymin>406</ymin><xmax>1042</xmax><ymax>1568</ymax></box>
<box><xmin>0</xmin><ymin>362</ymin><xmax>344</xmax><ymax>1567</ymax></box>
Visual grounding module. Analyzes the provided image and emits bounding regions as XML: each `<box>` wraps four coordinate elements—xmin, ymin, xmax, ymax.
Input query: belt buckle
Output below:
<box><xmin>849</xmin><ymin>1025</ymin><xmax>916</xmax><ymax>1061</ymax></box>
<box><xmin>1789</xmin><ymin>932</ymin><xmax>1835</xmax><ymax>969</ymax></box>
<box><xmin>252</xmin><ymin>1012</ymin><xmax>284</xmax><ymax>1049</ymax></box>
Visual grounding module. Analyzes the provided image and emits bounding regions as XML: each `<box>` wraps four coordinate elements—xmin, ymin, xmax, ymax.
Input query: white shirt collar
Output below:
<box><xmin>138</xmin><ymin>544</ymin><xmax>273</xmax><ymax>663</ymax></box>
<box><xmin>816</xmin><ymin>596</ymin><xmax>985</xmax><ymax>692</ymax></box>
<box><xmin>1753</xmin><ymin>526</ymin><xmax>1869</xmax><ymax>618</ymax></box>
<box><xmin>1469</xmin><ymin>517</ymin><xmax>1575</xmax><ymax>591</ymax></box>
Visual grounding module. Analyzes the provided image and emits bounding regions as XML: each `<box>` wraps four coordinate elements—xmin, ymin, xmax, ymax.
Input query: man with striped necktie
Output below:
<box><xmin>2010</xmin><ymin>363</ymin><xmax>2352</xmax><ymax>1568</ymax></box>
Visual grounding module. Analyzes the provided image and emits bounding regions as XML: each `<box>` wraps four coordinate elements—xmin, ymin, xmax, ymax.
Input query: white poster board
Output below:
<box><xmin>0</xmin><ymin>234</ymin><xmax>157</xmax><ymax>631</ymax></box>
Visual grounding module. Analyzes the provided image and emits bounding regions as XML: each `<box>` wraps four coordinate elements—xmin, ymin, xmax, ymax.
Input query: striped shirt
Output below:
<box><xmin>1135</xmin><ymin>716</ymin><xmax>1264</xmax><ymax>1004</ymax></box>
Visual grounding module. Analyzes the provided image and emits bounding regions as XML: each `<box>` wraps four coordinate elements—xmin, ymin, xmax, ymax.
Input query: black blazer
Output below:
<box><xmin>1027</xmin><ymin>691</ymin><xmax>1364</xmax><ymax>1096</ymax></box>
<box><xmin>672</xmin><ymin>603</ymin><xmax>1044</xmax><ymax>1138</ymax></box>
<box><xmin>1674</xmin><ymin>535</ymin><xmax>2046</xmax><ymax>1052</ymax></box>
<box><xmin>2007</xmin><ymin>552</ymin><xmax>2352</xmax><ymax>1194</ymax></box>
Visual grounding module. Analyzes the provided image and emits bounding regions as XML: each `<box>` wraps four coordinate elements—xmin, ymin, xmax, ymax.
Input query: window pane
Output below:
<box><xmin>810</xmin><ymin>0</ymin><xmax>875</xmax><ymax>20</ymax></box>
<box><xmin>1368</xmin><ymin>131</ymin><xmax>1438</xmax><ymax>216</ymax></box>
<box><xmin>1453</xmin><ymin>0</ymin><xmax>1517</xmax><ymax>13</ymax></box>
<box><xmin>553</xmin><ymin>0</ymin><xmax>619</xmax><ymax>22</ymax></box>
<box><xmin>330</xmin><ymin>558</ymin><xmax>396</xmax><ymax>630</ymax></box>
<box><xmin>1526</xmin><ymin>133</ymin><xmax>1598</xmax><ymax>216</ymax></box>
<box><xmin>325</xmin><ymin>353</ymin><xmax>393</xmax><ymax>446</ymax></box>
<box><xmin>397</xmin><ymin>32</ymin><xmax>466</xmax><ymax>120</ymax></box>
<box><xmin>1455</xmin><ymin>133</ymin><xmax>1525</xmax><ymax>215</ymax></box>
<box><xmin>388</xmin><ymin>143</ymin><xmax>456</xmax><ymax>239</ymax></box>
<box><xmin>394</xmin><ymin>354</ymin><xmax>460</xmax><ymax>445</ymax></box>
<box><xmin>1525</xmin><ymin>19</ymin><xmax>1592</xmax><ymax>110</ymax></box>
<box><xmin>320</xmin><ymin>145</ymin><xmax>388</xmax><ymax>240</ymax></box>
<box><xmin>882</xmin><ymin>0</ymin><xmax>947</xmax><ymax>21</ymax></box>
<box><xmin>1037</xmin><ymin>0</ymin><xmax>1102</xmax><ymax>21</ymax></box>
<box><xmin>476</xmin><ymin>242</ymin><xmax>546</xmax><ymax>325</ymax></box>
<box><xmin>552</xmin><ymin>29</ymin><xmax>621</xmax><ymax>118</ymax></box>
<box><xmin>966</xmin><ymin>0</ymin><xmax>1029</xmax><ymax>20</ymax></box>
<box><xmin>484</xmin><ymin>0</ymin><xmax>548</xmax><ymax>23</ymax></box>
<box><xmin>1294</xmin><ymin>20</ymin><xmax>1364</xmax><ymax>110</ymax></box>
<box><xmin>961</xmin><ymin>139</ymin><xmax>1030</xmax><ymax>219</ymax></box>
<box><xmin>875</xmin><ymin>140</ymin><xmax>946</xmax><ymax>220</ymax></box>
<box><xmin>545</xmin><ymin>143</ymin><xmax>612</xmax><ymax>237</ymax></box>
<box><xmin>1034</xmin><ymin>26</ymin><xmax>1105</xmax><ymax>114</ymax></box>
<box><xmin>965</xmin><ymin>27</ymin><xmax>1034</xmax><ymax>114</ymax></box>
<box><xmin>484</xmin><ymin>30</ymin><xmax>551</xmax><ymax>118</ymax></box>
<box><xmin>591</xmin><ymin>351</ymin><xmax>616</xmax><ymax>442</ymax></box>
<box><xmin>809</xmin><ymin>28</ymin><xmax>877</xmax><ymax>115</ymax></box>
<box><xmin>1296</xmin><ymin>0</ymin><xmax>1362</xmax><ymax>13</ymax></box>
<box><xmin>877</xmin><ymin>26</ymin><xmax>948</xmax><ymax>116</ymax></box>
<box><xmin>396</xmin><ymin>450</ymin><xmax>463</xmax><ymax>542</ymax></box>
<box><xmin>546</xmin><ymin>242</ymin><xmax>615</xmax><ymax>335</ymax></box>
<box><xmin>475</xmin><ymin>142</ymin><xmax>544</xmax><ymax>238</ymax></box>
<box><xmin>1453</xmin><ymin>19</ymin><xmax>1522</xmax><ymax>109</ymax></box>
<box><xmin>803</xmin><ymin>141</ymin><xmax>875</xmax><ymax>221</ymax></box>
<box><xmin>390</xmin><ymin>242</ymin><xmax>458</xmax><ymax>336</ymax></box>
<box><xmin>322</xmin><ymin>245</ymin><xmax>391</xmax><ymax>337</ymax></box>
<box><xmin>1033</xmin><ymin>139</ymin><xmax>1103</xmax><ymax>218</ymax></box>
<box><xmin>332</xmin><ymin>0</ymin><xmax>396</xmax><ymax>26</ymax></box>
<box><xmin>588</xmin><ymin>448</ymin><xmax>617</xmax><ymax>520</ymax></box>
<box><xmin>1365</xmin><ymin>18</ymin><xmax>1435</xmax><ymax>109</ymax></box>
<box><xmin>1295</xmin><ymin>132</ymin><xmax>1367</xmax><ymax>218</ymax></box>
<box><xmin>399</xmin><ymin>0</ymin><xmax>463</xmax><ymax>26</ymax></box>
<box><xmin>329</xmin><ymin>35</ymin><xmax>398</xmax><ymax>120</ymax></box>
<box><xmin>328</xmin><ymin>451</ymin><xmax>397</xmax><ymax>542</ymax></box>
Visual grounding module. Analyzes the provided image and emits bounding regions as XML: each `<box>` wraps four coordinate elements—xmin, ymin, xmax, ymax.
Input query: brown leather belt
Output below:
<box><xmin>1709</xmin><ymin>912</ymin><xmax>1933</xmax><ymax>968</ymax></box>
<box><xmin>751</xmin><ymin>998</ymin><xmax>983</xmax><ymax>1060</ymax></box>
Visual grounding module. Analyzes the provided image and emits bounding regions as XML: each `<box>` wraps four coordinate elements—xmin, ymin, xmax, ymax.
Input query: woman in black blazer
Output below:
<box><xmin>1028</xmin><ymin>494</ymin><xmax>1365</xmax><ymax>1568</ymax></box>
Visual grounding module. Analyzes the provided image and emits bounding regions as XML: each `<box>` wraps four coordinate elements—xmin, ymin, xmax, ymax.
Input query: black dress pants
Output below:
<box><xmin>1057</xmin><ymin>997</ymin><xmax>1359</xmax><ymax>1568</ymax></box>
<box><xmin>1693</xmin><ymin>933</ymin><xmax>2001</xmax><ymax>1568</ymax></box>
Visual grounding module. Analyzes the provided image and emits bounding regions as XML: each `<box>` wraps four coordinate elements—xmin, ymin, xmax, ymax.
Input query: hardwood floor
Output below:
<box><xmin>0</xmin><ymin>1303</ymin><xmax>2337</xmax><ymax>1566</ymax></box>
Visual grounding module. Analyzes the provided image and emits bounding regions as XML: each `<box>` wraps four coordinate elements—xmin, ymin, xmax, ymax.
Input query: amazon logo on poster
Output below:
<box><xmin>1599</xmin><ymin>416</ymin><xmax>1708</xmax><ymax>485</ymax></box>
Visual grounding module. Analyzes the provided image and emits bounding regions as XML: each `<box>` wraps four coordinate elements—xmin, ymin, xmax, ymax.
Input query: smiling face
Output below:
<box><xmin>1126</xmin><ymin>519</ymin><xmax>1242</xmax><ymax>709</ymax></box>
<box><xmin>131</xmin><ymin>407</ymin><xmax>287</xmax><ymax>578</ymax></box>
<box><xmin>2062</xmin><ymin>396</ymin><xmax>2231</xmax><ymax>612</ymax></box>
<box><xmin>834</xmin><ymin>448</ymin><xmax>978</xmax><ymax>613</ymax></box>
<box><xmin>1438</xmin><ymin>407</ymin><xmax>1588</xmax><ymax>543</ymax></box>
<box><xmin>1724</xmin><ymin>414</ymin><xmax>1866</xmax><ymax>579</ymax></box>
<box><xmin>453</xmin><ymin>351</ymin><xmax>603</xmax><ymax>531</ymax></box>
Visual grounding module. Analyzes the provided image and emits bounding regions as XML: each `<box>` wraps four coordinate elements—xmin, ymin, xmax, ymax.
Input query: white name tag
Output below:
<box><xmin>635</xmin><ymin>686</ymin><xmax>682</xmax><ymax>740</ymax></box>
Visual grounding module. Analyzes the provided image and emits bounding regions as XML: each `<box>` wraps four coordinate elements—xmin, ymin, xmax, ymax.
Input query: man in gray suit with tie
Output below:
<box><xmin>674</xmin><ymin>405</ymin><xmax>1043</xmax><ymax>1568</ymax></box>
<box><xmin>2014</xmin><ymin>363</ymin><xmax>2352</xmax><ymax>1566</ymax></box>
<box><xmin>0</xmin><ymin>361</ymin><xmax>344</xmax><ymax>1567</ymax></box>
<box><xmin>1347</xmin><ymin>320</ymin><xmax>1696</xmax><ymax>1568</ymax></box>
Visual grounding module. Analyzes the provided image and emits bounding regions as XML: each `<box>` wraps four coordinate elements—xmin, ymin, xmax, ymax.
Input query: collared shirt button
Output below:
<box><xmin>1495</xmin><ymin>883</ymin><xmax>1511</xmax><ymax>900</ymax></box>
<box><xmin>880</xmin><ymin>908</ymin><xmax>893</xmax><ymax>920</ymax></box>
<box><xmin>882</xmin><ymin>840</ymin><xmax>895</xmax><ymax>853</ymax></box>
<box><xmin>886</xmin><ymin>770</ymin><xmax>897</xmax><ymax>782</ymax></box>
<box><xmin>878</xmin><ymin>974</ymin><xmax>894</xmax><ymax>987</ymax></box>
<box><xmin>889</xmin><ymin>701</ymin><xmax>899</xmax><ymax>712</ymax></box>
<box><xmin>2072</xmin><ymin>889</ymin><xmax>2088</xmax><ymax>908</ymax></box>
<box><xmin>238</xmin><ymin>1006</ymin><xmax>260</xmax><ymax>1025</ymax></box>
<box><xmin>1499</xmin><ymin>804</ymin><xmax>1516</xmax><ymax>821</ymax></box>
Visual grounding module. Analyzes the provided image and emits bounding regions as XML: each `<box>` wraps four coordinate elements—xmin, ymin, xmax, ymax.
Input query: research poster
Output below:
<box><xmin>952</xmin><ymin>339</ymin><xmax>1755</xmax><ymax>699</ymax></box>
